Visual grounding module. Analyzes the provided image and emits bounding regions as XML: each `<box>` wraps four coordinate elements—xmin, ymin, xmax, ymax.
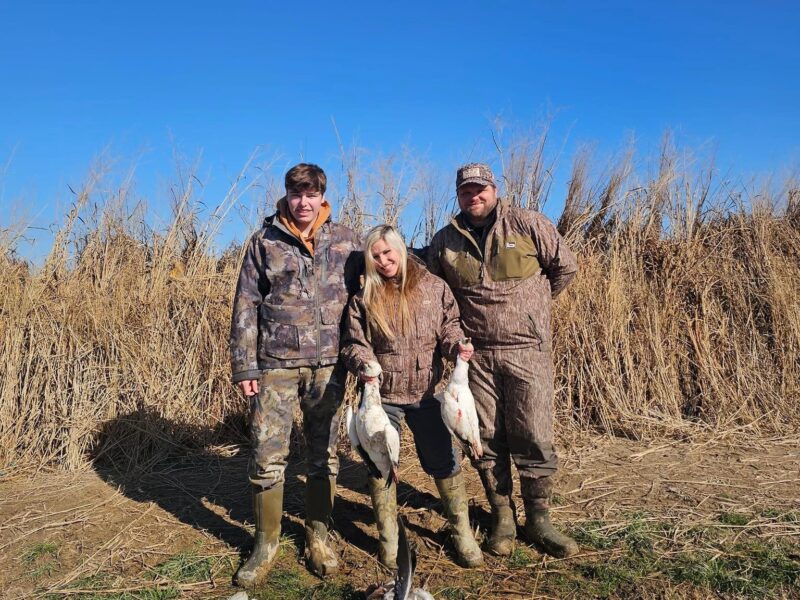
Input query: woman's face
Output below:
<box><xmin>370</xmin><ymin>238</ymin><xmax>401</xmax><ymax>279</ymax></box>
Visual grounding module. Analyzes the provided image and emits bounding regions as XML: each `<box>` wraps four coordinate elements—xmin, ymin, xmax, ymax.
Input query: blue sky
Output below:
<box><xmin>2</xmin><ymin>1</ymin><xmax>799</xmax><ymax>259</ymax></box>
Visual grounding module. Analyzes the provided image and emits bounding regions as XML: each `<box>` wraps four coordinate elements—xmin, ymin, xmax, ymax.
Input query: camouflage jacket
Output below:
<box><xmin>425</xmin><ymin>200</ymin><xmax>577</xmax><ymax>351</ymax></box>
<box><xmin>229</xmin><ymin>214</ymin><xmax>361</xmax><ymax>381</ymax></box>
<box><xmin>340</xmin><ymin>259</ymin><xmax>465</xmax><ymax>405</ymax></box>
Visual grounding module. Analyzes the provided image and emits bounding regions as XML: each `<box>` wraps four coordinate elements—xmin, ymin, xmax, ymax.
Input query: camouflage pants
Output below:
<box><xmin>469</xmin><ymin>347</ymin><xmax>558</xmax><ymax>498</ymax></box>
<box><xmin>248</xmin><ymin>363</ymin><xmax>346</xmax><ymax>489</ymax></box>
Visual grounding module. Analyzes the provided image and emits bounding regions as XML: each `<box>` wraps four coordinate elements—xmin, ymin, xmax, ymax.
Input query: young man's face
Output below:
<box><xmin>286</xmin><ymin>188</ymin><xmax>324</xmax><ymax>231</ymax></box>
<box><xmin>457</xmin><ymin>183</ymin><xmax>498</xmax><ymax>225</ymax></box>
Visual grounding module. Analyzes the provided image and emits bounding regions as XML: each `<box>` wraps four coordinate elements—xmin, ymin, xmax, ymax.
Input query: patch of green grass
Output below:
<box><xmin>571</xmin><ymin>514</ymin><xmax>665</xmax><ymax>554</ymax></box>
<box><xmin>22</xmin><ymin>541</ymin><xmax>59</xmax><ymax>562</ymax></box>
<box><xmin>45</xmin><ymin>586</ymin><xmax>179</xmax><ymax>600</ymax></box>
<box><xmin>717</xmin><ymin>511</ymin><xmax>750</xmax><ymax>526</ymax></box>
<box><xmin>571</xmin><ymin>519</ymin><xmax>617</xmax><ymax>550</ymax></box>
<box><xmin>248</xmin><ymin>565</ymin><xmax>361</xmax><ymax>600</ymax></box>
<box><xmin>151</xmin><ymin>551</ymin><xmax>212</xmax><ymax>583</ymax></box>
<box><xmin>778</xmin><ymin>510</ymin><xmax>799</xmax><ymax>524</ymax></box>
<box><xmin>250</xmin><ymin>566</ymin><xmax>309</xmax><ymax>600</ymax></box>
<box><xmin>576</xmin><ymin>561</ymin><xmax>641</xmax><ymax>598</ymax></box>
<box><xmin>506</xmin><ymin>546</ymin><xmax>533</xmax><ymax>568</ymax></box>
<box><xmin>667</xmin><ymin>540</ymin><xmax>800</xmax><ymax>597</ymax></box>
<box><xmin>22</xmin><ymin>541</ymin><xmax>60</xmax><ymax>578</ymax></box>
<box><xmin>436</xmin><ymin>588</ymin><xmax>468</xmax><ymax>600</ymax></box>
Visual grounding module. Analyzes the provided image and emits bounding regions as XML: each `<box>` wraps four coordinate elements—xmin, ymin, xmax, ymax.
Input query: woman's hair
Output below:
<box><xmin>362</xmin><ymin>224</ymin><xmax>414</xmax><ymax>340</ymax></box>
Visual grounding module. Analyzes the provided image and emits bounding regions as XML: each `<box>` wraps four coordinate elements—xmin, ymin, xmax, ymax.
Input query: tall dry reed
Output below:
<box><xmin>1</xmin><ymin>139</ymin><xmax>798</xmax><ymax>472</ymax></box>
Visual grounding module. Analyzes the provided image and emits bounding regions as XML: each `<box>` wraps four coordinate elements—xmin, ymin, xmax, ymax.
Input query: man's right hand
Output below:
<box><xmin>238</xmin><ymin>379</ymin><xmax>259</xmax><ymax>397</ymax></box>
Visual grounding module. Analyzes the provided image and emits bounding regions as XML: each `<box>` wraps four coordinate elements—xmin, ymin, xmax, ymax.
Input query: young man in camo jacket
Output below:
<box><xmin>229</xmin><ymin>163</ymin><xmax>361</xmax><ymax>586</ymax></box>
<box><xmin>424</xmin><ymin>163</ymin><xmax>580</xmax><ymax>559</ymax></box>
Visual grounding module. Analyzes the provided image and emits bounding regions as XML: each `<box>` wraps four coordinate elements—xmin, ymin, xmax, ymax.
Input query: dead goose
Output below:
<box><xmin>346</xmin><ymin>360</ymin><xmax>400</xmax><ymax>486</ymax></box>
<box><xmin>435</xmin><ymin>341</ymin><xmax>483</xmax><ymax>459</ymax></box>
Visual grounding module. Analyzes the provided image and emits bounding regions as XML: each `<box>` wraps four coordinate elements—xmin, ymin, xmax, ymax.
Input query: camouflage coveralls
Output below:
<box><xmin>425</xmin><ymin>200</ymin><xmax>577</xmax><ymax>497</ymax></box>
<box><xmin>230</xmin><ymin>213</ymin><xmax>361</xmax><ymax>489</ymax></box>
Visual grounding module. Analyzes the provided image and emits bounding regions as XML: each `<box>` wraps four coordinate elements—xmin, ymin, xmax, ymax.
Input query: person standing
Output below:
<box><xmin>340</xmin><ymin>224</ymin><xmax>483</xmax><ymax>570</ymax></box>
<box><xmin>229</xmin><ymin>163</ymin><xmax>361</xmax><ymax>586</ymax></box>
<box><xmin>424</xmin><ymin>163</ymin><xmax>580</xmax><ymax>558</ymax></box>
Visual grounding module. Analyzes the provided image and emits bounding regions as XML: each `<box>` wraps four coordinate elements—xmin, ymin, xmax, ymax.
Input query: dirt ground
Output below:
<box><xmin>1</xmin><ymin>431</ymin><xmax>798</xmax><ymax>600</ymax></box>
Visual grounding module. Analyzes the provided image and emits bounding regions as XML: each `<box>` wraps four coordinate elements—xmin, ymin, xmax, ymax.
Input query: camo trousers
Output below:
<box><xmin>468</xmin><ymin>347</ymin><xmax>559</xmax><ymax>498</ymax></box>
<box><xmin>248</xmin><ymin>363</ymin><xmax>347</xmax><ymax>489</ymax></box>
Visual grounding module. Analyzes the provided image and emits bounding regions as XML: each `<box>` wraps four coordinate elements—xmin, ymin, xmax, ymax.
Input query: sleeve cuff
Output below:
<box><xmin>232</xmin><ymin>369</ymin><xmax>261</xmax><ymax>384</ymax></box>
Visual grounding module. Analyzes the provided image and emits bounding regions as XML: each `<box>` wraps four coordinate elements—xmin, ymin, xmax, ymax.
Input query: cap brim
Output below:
<box><xmin>457</xmin><ymin>177</ymin><xmax>494</xmax><ymax>188</ymax></box>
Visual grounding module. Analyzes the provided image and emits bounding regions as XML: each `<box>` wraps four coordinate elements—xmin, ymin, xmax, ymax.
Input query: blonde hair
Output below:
<box><xmin>363</xmin><ymin>225</ymin><xmax>413</xmax><ymax>340</ymax></box>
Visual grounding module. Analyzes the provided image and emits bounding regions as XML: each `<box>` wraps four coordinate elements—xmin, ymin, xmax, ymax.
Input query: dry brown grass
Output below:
<box><xmin>1</xmin><ymin>138</ymin><xmax>799</xmax><ymax>473</ymax></box>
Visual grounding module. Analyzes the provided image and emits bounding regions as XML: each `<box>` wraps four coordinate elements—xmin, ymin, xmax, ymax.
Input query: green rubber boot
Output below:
<box><xmin>234</xmin><ymin>484</ymin><xmax>283</xmax><ymax>588</ymax></box>
<box><xmin>435</xmin><ymin>472</ymin><xmax>484</xmax><ymax>568</ymax></box>
<box><xmin>478</xmin><ymin>469</ymin><xmax>517</xmax><ymax>556</ymax></box>
<box><xmin>304</xmin><ymin>476</ymin><xmax>340</xmax><ymax>577</ymax></box>
<box><xmin>521</xmin><ymin>477</ymin><xmax>578</xmax><ymax>558</ymax></box>
<box><xmin>367</xmin><ymin>476</ymin><xmax>399</xmax><ymax>570</ymax></box>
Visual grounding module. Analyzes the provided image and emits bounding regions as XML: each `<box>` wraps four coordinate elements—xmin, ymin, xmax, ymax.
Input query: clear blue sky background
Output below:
<box><xmin>2</xmin><ymin>0</ymin><xmax>799</xmax><ymax>259</ymax></box>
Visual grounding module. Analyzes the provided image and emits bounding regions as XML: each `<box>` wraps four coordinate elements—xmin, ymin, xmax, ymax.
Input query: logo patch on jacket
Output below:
<box><xmin>505</xmin><ymin>241</ymin><xmax>516</xmax><ymax>248</ymax></box>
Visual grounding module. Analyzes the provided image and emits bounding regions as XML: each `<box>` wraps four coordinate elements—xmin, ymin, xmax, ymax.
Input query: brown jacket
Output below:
<box><xmin>340</xmin><ymin>260</ymin><xmax>465</xmax><ymax>405</ymax></box>
<box><xmin>229</xmin><ymin>207</ymin><xmax>361</xmax><ymax>381</ymax></box>
<box><xmin>425</xmin><ymin>200</ymin><xmax>577</xmax><ymax>352</ymax></box>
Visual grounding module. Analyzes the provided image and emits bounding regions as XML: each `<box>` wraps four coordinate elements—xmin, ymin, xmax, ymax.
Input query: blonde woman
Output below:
<box><xmin>340</xmin><ymin>224</ymin><xmax>483</xmax><ymax>570</ymax></box>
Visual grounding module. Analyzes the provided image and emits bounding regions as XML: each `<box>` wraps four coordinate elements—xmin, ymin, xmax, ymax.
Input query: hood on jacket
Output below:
<box><xmin>273</xmin><ymin>196</ymin><xmax>332</xmax><ymax>256</ymax></box>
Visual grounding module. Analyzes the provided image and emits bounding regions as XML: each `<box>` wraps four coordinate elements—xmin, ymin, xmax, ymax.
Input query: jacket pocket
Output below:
<box><xmin>318</xmin><ymin>305</ymin><xmax>344</xmax><ymax>360</ymax></box>
<box><xmin>377</xmin><ymin>353</ymin><xmax>406</xmax><ymax>397</ymax></box>
<box><xmin>491</xmin><ymin>236</ymin><xmax>540</xmax><ymax>281</ymax></box>
<box><xmin>412</xmin><ymin>351</ymin><xmax>435</xmax><ymax>395</ymax></box>
<box><xmin>259</xmin><ymin>303</ymin><xmax>310</xmax><ymax>359</ymax></box>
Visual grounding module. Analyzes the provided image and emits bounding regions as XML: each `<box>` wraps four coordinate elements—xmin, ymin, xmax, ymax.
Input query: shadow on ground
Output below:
<box><xmin>90</xmin><ymin>407</ymin><xmax>465</xmax><ymax>569</ymax></box>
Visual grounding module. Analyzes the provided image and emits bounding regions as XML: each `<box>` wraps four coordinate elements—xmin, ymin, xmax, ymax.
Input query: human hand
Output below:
<box><xmin>237</xmin><ymin>379</ymin><xmax>259</xmax><ymax>397</ymax></box>
<box><xmin>458</xmin><ymin>341</ymin><xmax>474</xmax><ymax>361</ymax></box>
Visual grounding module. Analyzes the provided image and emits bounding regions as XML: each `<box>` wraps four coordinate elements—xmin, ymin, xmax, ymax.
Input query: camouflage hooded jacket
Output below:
<box><xmin>425</xmin><ymin>200</ymin><xmax>577</xmax><ymax>352</ymax></box>
<box><xmin>340</xmin><ymin>259</ymin><xmax>465</xmax><ymax>405</ymax></box>
<box><xmin>229</xmin><ymin>213</ymin><xmax>361</xmax><ymax>381</ymax></box>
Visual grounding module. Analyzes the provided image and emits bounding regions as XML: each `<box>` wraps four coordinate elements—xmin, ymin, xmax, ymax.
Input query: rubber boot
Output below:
<box><xmin>521</xmin><ymin>476</ymin><xmax>578</xmax><ymax>558</ymax></box>
<box><xmin>304</xmin><ymin>476</ymin><xmax>339</xmax><ymax>577</ymax></box>
<box><xmin>478</xmin><ymin>469</ymin><xmax>517</xmax><ymax>556</ymax></box>
<box><xmin>234</xmin><ymin>484</ymin><xmax>283</xmax><ymax>588</ymax></box>
<box><xmin>434</xmin><ymin>472</ymin><xmax>484</xmax><ymax>568</ymax></box>
<box><xmin>367</xmin><ymin>476</ymin><xmax>399</xmax><ymax>570</ymax></box>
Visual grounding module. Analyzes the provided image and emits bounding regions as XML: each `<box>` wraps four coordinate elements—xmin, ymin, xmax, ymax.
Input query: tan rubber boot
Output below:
<box><xmin>520</xmin><ymin>477</ymin><xmax>578</xmax><ymax>558</ymax></box>
<box><xmin>367</xmin><ymin>476</ymin><xmax>399</xmax><ymax>570</ymax></box>
<box><xmin>478</xmin><ymin>469</ymin><xmax>517</xmax><ymax>556</ymax></box>
<box><xmin>234</xmin><ymin>484</ymin><xmax>283</xmax><ymax>588</ymax></box>
<box><xmin>304</xmin><ymin>476</ymin><xmax>339</xmax><ymax>577</ymax></box>
<box><xmin>434</xmin><ymin>472</ymin><xmax>484</xmax><ymax>568</ymax></box>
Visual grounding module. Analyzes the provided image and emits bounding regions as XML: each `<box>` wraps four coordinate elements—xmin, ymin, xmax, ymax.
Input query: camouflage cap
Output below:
<box><xmin>456</xmin><ymin>163</ymin><xmax>496</xmax><ymax>189</ymax></box>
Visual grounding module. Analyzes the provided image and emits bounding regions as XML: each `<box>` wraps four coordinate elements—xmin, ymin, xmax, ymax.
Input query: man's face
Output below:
<box><xmin>286</xmin><ymin>188</ymin><xmax>324</xmax><ymax>231</ymax></box>
<box><xmin>457</xmin><ymin>183</ymin><xmax>498</xmax><ymax>224</ymax></box>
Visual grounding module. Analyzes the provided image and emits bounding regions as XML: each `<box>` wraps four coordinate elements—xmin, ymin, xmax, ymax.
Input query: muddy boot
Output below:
<box><xmin>521</xmin><ymin>477</ymin><xmax>578</xmax><ymax>558</ymax></box>
<box><xmin>435</xmin><ymin>472</ymin><xmax>484</xmax><ymax>568</ymax></box>
<box><xmin>304</xmin><ymin>476</ymin><xmax>339</xmax><ymax>577</ymax></box>
<box><xmin>478</xmin><ymin>469</ymin><xmax>517</xmax><ymax>556</ymax></box>
<box><xmin>235</xmin><ymin>484</ymin><xmax>283</xmax><ymax>588</ymax></box>
<box><xmin>367</xmin><ymin>476</ymin><xmax>399</xmax><ymax>570</ymax></box>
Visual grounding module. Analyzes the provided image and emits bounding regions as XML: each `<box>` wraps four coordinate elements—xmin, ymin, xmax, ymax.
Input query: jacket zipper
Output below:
<box><xmin>313</xmin><ymin>230</ymin><xmax>322</xmax><ymax>365</ymax></box>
